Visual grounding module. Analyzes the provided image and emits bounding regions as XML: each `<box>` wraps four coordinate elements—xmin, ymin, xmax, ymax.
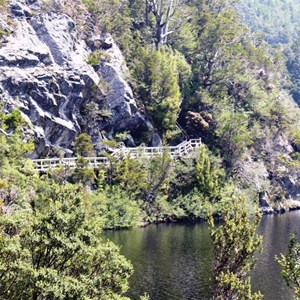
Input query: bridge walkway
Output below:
<box><xmin>32</xmin><ymin>139</ymin><xmax>202</xmax><ymax>171</ymax></box>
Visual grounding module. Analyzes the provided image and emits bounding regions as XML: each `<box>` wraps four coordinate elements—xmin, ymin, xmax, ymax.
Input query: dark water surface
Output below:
<box><xmin>104</xmin><ymin>210</ymin><xmax>300</xmax><ymax>300</ymax></box>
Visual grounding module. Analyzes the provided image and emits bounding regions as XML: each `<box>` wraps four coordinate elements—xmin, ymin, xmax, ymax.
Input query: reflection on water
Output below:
<box><xmin>104</xmin><ymin>210</ymin><xmax>300</xmax><ymax>300</ymax></box>
<box><xmin>252</xmin><ymin>211</ymin><xmax>300</xmax><ymax>300</ymax></box>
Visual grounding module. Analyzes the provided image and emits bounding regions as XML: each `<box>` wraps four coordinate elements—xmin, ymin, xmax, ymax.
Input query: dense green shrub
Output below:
<box><xmin>74</xmin><ymin>133</ymin><xmax>95</xmax><ymax>157</ymax></box>
<box><xmin>87</xmin><ymin>50</ymin><xmax>112</xmax><ymax>66</ymax></box>
<box><xmin>133</xmin><ymin>46</ymin><xmax>191</xmax><ymax>136</ymax></box>
<box><xmin>0</xmin><ymin>182</ymin><xmax>133</xmax><ymax>299</ymax></box>
<box><xmin>97</xmin><ymin>187</ymin><xmax>143</xmax><ymax>229</ymax></box>
<box><xmin>209</xmin><ymin>193</ymin><xmax>263</xmax><ymax>300</ymax></box>
<box><xmin>4</xmin><ymin>109</ymin><xmax>25</xmax><ymax>130</ymax></box>
<box><xmin>0</xmin><ymin>114</ymin><xmax>133</xmax><ymax>299</ymax></box>
<box><xmin>276</xmin><ymin>233</ymin><xmax>300</xmax><ymax>297</ymax></box>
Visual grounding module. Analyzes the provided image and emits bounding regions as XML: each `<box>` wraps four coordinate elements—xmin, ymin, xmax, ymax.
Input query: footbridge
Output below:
<box><xmin>32</xmin><ymin>139</ymin><xmax>202</xmax><ymax>172</ymax></box>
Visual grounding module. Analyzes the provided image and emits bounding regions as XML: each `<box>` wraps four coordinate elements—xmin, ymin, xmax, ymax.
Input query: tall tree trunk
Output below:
<box><xmin>145</xmin><ymin>0</ymin><xmax>150</xmax><ymax>26</ymax></box>
<box><xmin>162</xmin><ymin>20</ymin><xmax>169</xmax><ymax>44</ymax></box>
<box><xmin>149</xmin><ymin>0</ymin><xmax>191</xmax><ymax>47</ymax></box>
<box><xmin>156</xmin><ymin>22</ymin><xmax>163</xmax><ymax>47</ymax></box>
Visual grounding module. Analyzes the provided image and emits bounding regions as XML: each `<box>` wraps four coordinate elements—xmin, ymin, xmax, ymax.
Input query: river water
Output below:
<box><xmin>104</xmin><ymin>210</ymin><xmax>300</xmax><ymax>300</ymax></box>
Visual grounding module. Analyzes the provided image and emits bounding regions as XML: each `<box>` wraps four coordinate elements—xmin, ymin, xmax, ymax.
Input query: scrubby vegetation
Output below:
<box><xmin>2</xmin><ymin>0</ymin><xmax>300</xmax><ymax>298</ymax></box>
<box><xmin>77</xmin><ymin>0</ymin><xmax>300</xmax><ymax>209</ymax></box>
<box><xmin>87</xmin><ymin>49</ymin><xmax>111</xmax><ymax>66</ymax></box>
<box><xmin>2</xmin><ymin>0</ymin><xmax>300</xmax><ymax>227</ymax></box>
<box><xmin>0</xmin><ymin>112</ymin><xmax>133</xmax><ymax>299</ymax></box>
<box><xmin>209</xmin><ymin>193</ymin><xmax>263</xmax><ymax>300</ymax></box>
<box><xmin>276</xmin><ymin>233</ymin><xmax>300</xmax><ymax>298</ymax></box>
<box><xmin>238</xmin><ymin>0</ymin><xmax>300</xmax><ymax>105</ymax></box>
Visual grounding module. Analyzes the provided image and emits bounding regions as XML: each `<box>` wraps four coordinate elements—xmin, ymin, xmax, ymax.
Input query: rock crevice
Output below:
<box><xmin>0</xmin><ymin>0</ymin><xmax>152</xmax><ymax>157</ymax></box>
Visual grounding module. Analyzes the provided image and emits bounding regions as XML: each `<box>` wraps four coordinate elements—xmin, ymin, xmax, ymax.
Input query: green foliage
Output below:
<box><xmin>0</xmin><ymin>132</ymin><xmax>34</xmax><ymax>166</ymax></box>
<box><xmin>115</xmin><ymin>131</ymin><xmax>130</xmax><ymax>142</ymax></box>
<box><xmin>291</xmin><ymin>129</ymin><xmax>300</xmax><ymax>147</ymax></box>
<box><xmin>169</xmin><ymin>21</ymin><xmax>198</xmax><ymax>61</ymax></box>
<box><xmin>195</xmin><ymin>145</ymin><xmax>225</xmax><ymax>201</ymax></box>
<box><xmin>133</xmin><ymin>46</ymin><xmax>191</xmax><ymax>134</ymax></box>
<box><xmin>87</xmin><ymin>50</ymin><xmax>111</xmax><ymax>66</ymax></box>
<box><xmin>102</xmin><ymin>139</ymin><xmax>122</xmax><ymax>148</ymax></box>
<box><xmin>3</xmin><ymin>109</ymin><xmax>25</xmax><ymax>130</ymax></box>
<box><xmin>0</xmin><ymin>112</ymin><xmax>138</xmax><ymax>299</ymax></box>
<box><xmin>74</xmin><ymin>133</ymin><xmax>95</xmax><ymax>157</ymax></box>
<box><xmin>215</xmin><ymin>111</ymin><xmax>254</xmax><ymax>165</ymax></box>
<box><xmin>97</xmin><ymin>187</ymin><xmax>143</xmax><ymax>229</ymax></box>
<box><xmin>170</xmin><ymin>145</ymin><xmax>226</xmax><ymax>219</ymax></box>
<box><xmin>111</xmin><ymin>150</ymin><xmax>173</xmax><ymax>203</ymax></box>
<box><xmin>172</xmin><ymin>191</ymin><xmax>211</xmax><ymax>219</ymax></box>
<box><xmin>276</xmin><ymin>233</ymin><xmax>300</xmax><ymax>298</ymax></box>
<box><xmin>287</xmin><ymin>33</ymin><xmax>300</xmax><ymax>105</ymax></box>
<box><xmin>238</xmin><ymin>0</ymin><xmax>300</xmax><ymax>105</ymax></box>
<box><xmin>0</xmin><ymin>28</ymin><xmax>11</xmax><ymax>38</ymax></box>
<box><xmin>238</xmin><ymin>0</ymin><xmax>300</xmax><ymax>45</ymax></box>
<box><xmin>113</xmin><ymin>156</ymin><xmax>148</xmax><ymax>197</ymax></box>
<box><xmin>100</xmin><ymin>150</ymin><xmax>178</xmax><ymax>223</ymax></box>
<box><xmin>0</xmin><ymin>110</ymin><xmax>34</xmax><ymax>171</ymax></box>
<box><xmin>0</xmin><ymin>181</ymin><xmax>133</xmax><ymax>299</ymax></box>
<box><xmin>169</xmin><ymin>157</ymin><xmax>200</xmax><ymax>200</ymax></box>
<box><xmin>72</xmin><ymin>157</ymin><xmax>96</xmax><ymax>185</ymax></box>
<box><xmin>142</xmin><ymin>150</ymin><xmax>173</xmax><ymax>203</ymax></box>
<box><xmin>179</xmin><ymin>0</ymin><xmax>294</xmax><ymax>173</ymax></box>
<box><xmin>208</xmin><ymin>191</ymin><xmax>263</xmax><ymax>300</ymax></box>
<box><xmin>82</xmin><ymin>0</ymin><xmax>132</xmax><ymax>51</ymax></box>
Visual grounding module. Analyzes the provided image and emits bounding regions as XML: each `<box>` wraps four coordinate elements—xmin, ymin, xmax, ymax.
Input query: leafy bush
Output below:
<box><xmin>133</xmin><ymin>46</ymin><xmax>191</xmax><ymax>135</ymax></box>
<box><xmin>172</xmin><ymin>191</ymin><xmax>211</xmax><ymax>220</ymax></box>
<box><xmin>208</xmin><ymin>194</ymin><xmax>263</xmax><ymax>300</ymax></box>
<box><xmin>74</xmin><ymin>133</ymin><xmax>95</xmax><ymax>157</ymax></box>
<box><xmin>4</xmin><ymin>109</ymin><xmax>25</xmax><ymax>130</ymax></box>
<box><xmin>98</xmin><ymin>187</ymin><xmax>143</xmax><ymax>229</ymax></box>
<box><xmin>0</xmin><ymin>181</ymin><xmax>133</xmax><ymax>299</ymax></box>
<box><xmin>87</xmin><ymin>50</ymin><xmax>111</xmax><ymax>66</ymax></box>
<box><xmin>276</xmin><ymin>233</ymin><xmax>300</xmax><ymax>297</ymax></box>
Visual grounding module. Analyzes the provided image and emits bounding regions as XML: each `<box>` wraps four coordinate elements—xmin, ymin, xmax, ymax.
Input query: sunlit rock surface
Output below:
<box><xmin>0</xmin><ymin>0</ymin><xmax>152</xmax><ymax>157</ymax></box>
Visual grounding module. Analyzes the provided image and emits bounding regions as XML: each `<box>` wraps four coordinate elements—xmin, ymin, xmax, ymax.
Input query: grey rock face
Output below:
<box><xmin>282</xmin><ymin>175</ymin><xmax>300</xmax><ymax>200</ymax></box>
<box><xmin>259</xmin><ymin>192</ymin><xmax>274</xmax><ymax>214</ymax></box>
<box><xmin>0</xmin><ymin>0</ymin><xmax>152</xmax><ymax>157</ymax></box>
<box><xmin>151</xmin><ymin>133</ymin><xmax>163</xmax><ymax>147</ymax></box>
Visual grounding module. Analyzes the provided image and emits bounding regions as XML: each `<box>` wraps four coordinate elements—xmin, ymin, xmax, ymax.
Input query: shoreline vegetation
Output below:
<box><xmin>0</xmin><ymin>118</ymin><xmax>298</xmax><ymax>232</ymax></box>
<box><xmin>0</xmin><ymin>0</ymin><xmax>299</xmax><ymax>231</ymax></box>
<box><xmin>0</xmin><ymin>0</ymin><xmax>300</xmax><ymax>298</ymax></box>
<box><xmin>103</xmin><ymin>204</ymin><xmax>300</xmax><ymax>231</ymax></box>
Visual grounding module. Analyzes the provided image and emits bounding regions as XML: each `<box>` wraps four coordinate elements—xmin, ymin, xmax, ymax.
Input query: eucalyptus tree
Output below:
<box><xmin>147</xmin><ymin>0</ymin><xmax>196</xmax><ymax>46</ymax></box>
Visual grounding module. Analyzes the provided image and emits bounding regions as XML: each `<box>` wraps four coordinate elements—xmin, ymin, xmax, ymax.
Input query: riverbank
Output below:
<box><xmin>261</xmin><ymin>199</ymin><xmax>300</xmax><ymax>215</ymax></box>
<box><xmin>103</xmin><ymin>201</ymin><xmax>300</xmax><ymax>230</ymax></box>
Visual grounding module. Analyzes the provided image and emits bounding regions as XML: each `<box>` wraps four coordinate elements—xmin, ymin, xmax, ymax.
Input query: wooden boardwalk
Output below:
<box><xmin>32</xmin><ymin>139</ymin><xmax>202</xmax><ymax>171</ymax></box>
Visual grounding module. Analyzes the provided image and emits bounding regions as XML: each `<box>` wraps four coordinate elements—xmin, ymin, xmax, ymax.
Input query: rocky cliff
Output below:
<box><xmin>0</xmin><ymin>0</ymin><xmax>299</xmax><ymax>211</ymax></box>
<box><xmin>0</xmin><ymin>0</ymin><xmax>152</xmax><ymax>157</ymax></box>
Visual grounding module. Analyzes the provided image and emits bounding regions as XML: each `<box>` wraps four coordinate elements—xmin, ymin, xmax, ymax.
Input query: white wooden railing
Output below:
<box><xmin>32</xmin><ymin>139</ymin><xmax>202</xmax><ymax>171</ymax></box>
